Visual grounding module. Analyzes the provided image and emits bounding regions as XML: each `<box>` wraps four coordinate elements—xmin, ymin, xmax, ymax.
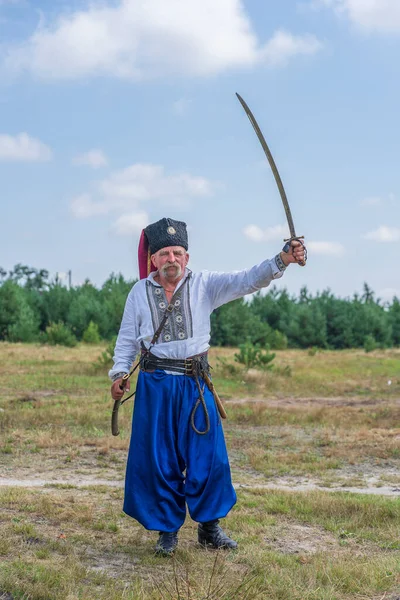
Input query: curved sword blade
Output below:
<box><xmin>236</xmin><ymin>93</ymin><xmax>296</xmax><ymax>239</ymax></box>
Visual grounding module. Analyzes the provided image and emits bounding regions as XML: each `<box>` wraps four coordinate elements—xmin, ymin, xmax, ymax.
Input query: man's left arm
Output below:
<box><xmin>205</xmin><ymin>240</ymin><xmax>306</xmax><ymax>310</ymax></box>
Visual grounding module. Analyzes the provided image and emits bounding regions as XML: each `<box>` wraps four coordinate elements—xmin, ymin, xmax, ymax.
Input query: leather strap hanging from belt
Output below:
<box><xmin>140</xmin><ymin>352</ymin><xmax>227</xmax><ymax>435</ymax></box>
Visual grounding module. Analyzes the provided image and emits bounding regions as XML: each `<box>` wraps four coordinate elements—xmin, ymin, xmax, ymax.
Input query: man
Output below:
<box><xmin>110</xmin><ymin>217</ymin><xmax>306</xmax><ymax>555</ymax></box>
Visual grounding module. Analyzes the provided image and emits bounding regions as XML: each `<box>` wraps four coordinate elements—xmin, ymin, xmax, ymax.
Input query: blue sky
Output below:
<box><xmin>1</xmin><ymin>0</ymin><xmax>399</xmax><ymax>300</ymax></box>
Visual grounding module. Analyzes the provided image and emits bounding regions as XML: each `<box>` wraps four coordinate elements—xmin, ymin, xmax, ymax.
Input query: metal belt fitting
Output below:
<box><xmin>140</xmin><ymin>352</ymin><xmax>208</xmax><ymax>376</ymax></box>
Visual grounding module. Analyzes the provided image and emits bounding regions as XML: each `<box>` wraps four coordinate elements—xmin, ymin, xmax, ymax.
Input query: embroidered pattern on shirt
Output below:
<box><xmin>275</xmin><ymin>253</ymin><xmax>287</xmax><ymax>272</ymax></box>
<box><xmin>146</xmin><ymin>275</ymin><xmax>193</xmax><ymax>344</ymax></box>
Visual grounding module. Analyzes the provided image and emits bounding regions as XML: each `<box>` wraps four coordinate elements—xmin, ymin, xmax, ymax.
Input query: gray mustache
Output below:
<box><xmin>161</xmin><ymin>263</ymin><xmax>182</xmax><ymax>275</ymax></box>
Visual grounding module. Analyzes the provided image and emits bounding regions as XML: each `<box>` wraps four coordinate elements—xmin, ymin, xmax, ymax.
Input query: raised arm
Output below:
<box><xmin>204</xmin><ymin>255</ymin><xmax>284</xmax><ymax>311</ymax></box>
<box><xmin>204</xmin><ymin>241</ymin><xmax>305</xmax><ymax>311</ymax></box>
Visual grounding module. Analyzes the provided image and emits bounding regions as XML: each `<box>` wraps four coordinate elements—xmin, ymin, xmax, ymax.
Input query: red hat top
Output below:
<box><xmin>138</xmin><ymin>229</ymin><xmax>157</xmax><ymax>280</ymax></box>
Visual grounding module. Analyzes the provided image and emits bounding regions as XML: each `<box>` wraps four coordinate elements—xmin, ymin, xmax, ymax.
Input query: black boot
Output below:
<box><xmin>154</xmin><ymin>531</ymin><xmax>178</xmax><ymax>555</ymax></box>
<box><xmin>198</xmin><ymin>519</ymin><xmax>238</xmax><ymax>550</ymax></box>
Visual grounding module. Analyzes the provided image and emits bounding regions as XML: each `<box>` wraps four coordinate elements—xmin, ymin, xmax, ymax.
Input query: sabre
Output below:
<box><xmin>236</xmin><ymin>93</ymin><xmax>307</xmax><ymax>267</ymax></box>
<box><xmin>111</xmin><ymin>373</ymin><xmax>130</xmax><ymax>436</ymax></box>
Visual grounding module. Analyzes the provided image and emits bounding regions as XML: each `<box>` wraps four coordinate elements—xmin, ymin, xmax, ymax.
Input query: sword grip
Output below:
<box><xmin>282</xmin><ymin>237</ymin><xmax>307</xmax><ymax>267</ymax></box>
<box><xmin>119</xmin><ymin>373</ymin><xmax>129</xmax><ymax>390</ymax></box>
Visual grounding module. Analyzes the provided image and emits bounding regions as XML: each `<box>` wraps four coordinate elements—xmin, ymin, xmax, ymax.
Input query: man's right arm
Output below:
<box><xmin>108</xmin><ymin>290</ymin><xmax>140</xmax><ymax>382</ymax></box>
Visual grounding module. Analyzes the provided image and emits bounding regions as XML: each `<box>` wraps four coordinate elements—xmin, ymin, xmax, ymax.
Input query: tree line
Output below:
<box><xmin>1</xmin><ymin>264</ymin><xmax>399</xmax><ymax>350</ymax></box>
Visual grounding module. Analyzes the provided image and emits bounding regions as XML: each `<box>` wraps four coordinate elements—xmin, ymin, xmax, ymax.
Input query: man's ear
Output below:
<box><xmin>185</xmin><ymin>252</ymin><xmax>190</xmax><ymax>266</ymax></box>
<box><xmin>151</xmin><ymin>253</ymin><xmax>157</xmax><ymax>268</ymax></box>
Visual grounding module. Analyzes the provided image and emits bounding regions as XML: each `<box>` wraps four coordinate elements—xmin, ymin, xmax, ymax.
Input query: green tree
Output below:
<box><xmin>100</xmin><ymin>273</ymin><xmax>136</xmax><ymax>338</ymax></box>
<box><xmin>66</xmin><ymin>281</ymin><xmax>107</xmax><ymax>339</ymax></box>
<box><xmin>289</xmin><ymin>303</ymin><xmax>328</xmax><ymax>348</ymax></box>
<box><xmin>40</xmin><ymin>283</ymin><xmax>71</xmax><ymax>329</ymax></box>
<box><xmin>211</xmin><ymin>298</ymin><xmax>271</xmax><ymax>347</ymax></box>
<box><xmin>8</xmin><ymin>264</ymin><xmax>49</xmax><ymax>291</ymax></box>
<box><xmin>0</xmin><ymin>280</ymin><xmax>40</xmax><ymax>341</ymax></box>
<box><xmin>389</xmin><ymin>298</ymin><xmax>400</xmax><ymax>346</ymax></box>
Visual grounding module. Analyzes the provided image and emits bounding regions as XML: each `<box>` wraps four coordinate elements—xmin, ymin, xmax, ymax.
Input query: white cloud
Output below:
<box><xmin>70</xmin><ymin>193</ymin><xmax>110</xmax><ymax>219</ymax></box>
<box><xmin>317</xmin><ymin>0</ymin><xmax>400</xmax><ymax>33</ymax></box>
<box><xmin>364</xmin><ymin>225</ymin><xmax>400</xmax><ymax>242</ymax></box>
<box><xmin>99</xmin><ymin>164</ymin><xmax>212</xmax><ymax>202</ymax></box>
<box><xmin>72</xmin><ymin>149</ymin><xmax>108</xmax><ymax>169</ymax></box>
<box><xmin>0</xmin><ymin>132</ymin><xmax>52</xmax><ymax>161</ymax></box>
<box><xmin>244</xmin><ymin>224</ymin><xmax>290</xmax><ymax>242</ymax></box>
<box><xmin>307</xmin><ymin>241</ymin><xmax>345</xmax><ymax>256</ymax></box>
<box><xmin>70</xmin><ymin>163</ymin><xmax>214</xmax><ymax>231</ymax></box>
<box><xmin>261</xmin><ymin>30</ymin><xmax>323</xmax><ymax>66</ymax></box>
<box><xmin>244</xmin><ymin>228</ymin><xmax>345</xmax><ymax>257</ymax></box>
<box><xmin>112</xmin><ymin>210</ymin><xmax>149</xmax><ymax>236</ymax></box>
<box><xmin>3</xmin><ymin>0</ymin><xmax>323</xmax><ymax>80</ymax></box>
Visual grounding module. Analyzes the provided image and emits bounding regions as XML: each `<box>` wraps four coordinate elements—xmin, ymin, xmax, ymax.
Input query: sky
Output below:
<box><xmin>0</xmin><ymin>0</ymin><xmax>400</xmax><ymax>300</ymax></box>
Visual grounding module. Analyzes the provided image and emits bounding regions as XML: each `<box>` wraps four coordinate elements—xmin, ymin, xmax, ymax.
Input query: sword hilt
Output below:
<box><xmin>119</xmin><ymin>372</ymin><xmax>130</xmax><ymax>390</ymax></box>
<box><xmin>283</xmin><ymin>237</ymin><xmax>307</xmax><ymax>267</ymax></box>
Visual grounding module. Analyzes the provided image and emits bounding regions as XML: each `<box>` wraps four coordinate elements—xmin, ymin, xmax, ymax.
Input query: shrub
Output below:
<box><xmin>82</xmin><ymin>321</ymin><xmax>101</xmax><ymax>344</ymax></box>
<box><xmin>44</xmin><ymin>322</ymin><xmax>77</xmax><ymax>347</ymax></box>
<box><xmin>234</xmin><ymin>341</ymin><xmax>275</xmax><ymax>370</ymax></box>
<box><xmin>364</xmin><ymin>334</ymin><xmax>377</xmax><ymax>353</ymax></box>
<box><xmin>93</xmin><ymin>336</ymin><xmax>117</xmax><ymax>370</ymax></box>
<box><xmin>266</xmin><ymin>328</ymin><xmax>288</xmax><ymax>350</ymax></box>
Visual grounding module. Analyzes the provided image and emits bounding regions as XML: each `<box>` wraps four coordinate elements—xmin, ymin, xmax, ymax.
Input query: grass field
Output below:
<box><xmin>0</xmin><ymin>342</ymin><xmax>399</xmax><ymax>599</ymax></box>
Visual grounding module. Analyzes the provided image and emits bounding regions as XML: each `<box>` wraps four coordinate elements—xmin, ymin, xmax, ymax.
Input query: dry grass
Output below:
<box><xmin>1</xmin><ymin>486</ymin><xmax>400</xmax><ymax>599</ymax></box>
<box><xmin>0</xmin><ymin>342</ymin><xmax>399</xmax><ymax>599</ymax></box>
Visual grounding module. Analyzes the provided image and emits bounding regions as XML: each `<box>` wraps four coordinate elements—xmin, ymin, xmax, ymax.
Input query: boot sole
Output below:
<box><xmin>198</xmin><ymin>538</ymin><xmax>237</xmax><ymax>550</ymax></box>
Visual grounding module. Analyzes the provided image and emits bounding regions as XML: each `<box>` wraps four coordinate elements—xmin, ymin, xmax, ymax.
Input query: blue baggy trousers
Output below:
<box><xmin>123</xmin><ymin>370</ymin><xmax>237</xmax><ymax>532</ymax></box>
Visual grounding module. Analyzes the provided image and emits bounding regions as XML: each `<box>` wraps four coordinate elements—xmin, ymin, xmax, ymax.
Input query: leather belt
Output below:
<box><xmin>140</xmin><ymin>352</ymin><xmax>209</xmax><ymax>376</ymax></box>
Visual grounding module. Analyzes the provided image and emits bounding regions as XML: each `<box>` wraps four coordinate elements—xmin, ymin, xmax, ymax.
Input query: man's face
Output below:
<box><xmin>151</xmin><ymin>246</ymin><xmax>189</xmax><ymax>281</ymax></box>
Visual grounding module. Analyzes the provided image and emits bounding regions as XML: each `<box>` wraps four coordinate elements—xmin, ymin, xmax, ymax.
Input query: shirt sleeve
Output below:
<box><xmin>203</xmin><ymin>255</ymin><xmax>286</xmax><ymax>311</ymax></box>
<box><xmin>108</xmin><ymin>288</ymin><xmax>140</xmax><ymax>380</ymax></box>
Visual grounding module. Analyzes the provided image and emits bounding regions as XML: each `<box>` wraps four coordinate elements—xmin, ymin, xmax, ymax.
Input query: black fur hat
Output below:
<box><xmin>144</xmin><ymin>218</ymin><xmax>188</xmax><ymax>255</ymax></box>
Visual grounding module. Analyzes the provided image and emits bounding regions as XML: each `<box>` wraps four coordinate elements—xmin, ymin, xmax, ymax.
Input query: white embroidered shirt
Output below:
<box><xmin>109</xmin><ymin>256</ymin><xmax>285</xmax><ymax>379</ymax></box>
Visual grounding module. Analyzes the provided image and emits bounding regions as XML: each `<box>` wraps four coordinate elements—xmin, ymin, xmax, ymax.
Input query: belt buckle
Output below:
<box><xmin>185</xmin><ymin>358</ymin><xmax>193</xmax><ymax>376</ymax></box>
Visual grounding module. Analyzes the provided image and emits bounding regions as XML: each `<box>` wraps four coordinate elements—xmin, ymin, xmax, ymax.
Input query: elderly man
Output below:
<box><xmin>110</xmin><ymin>217</ymin><xmax>305</xmax><ymax>555</ymax></box>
